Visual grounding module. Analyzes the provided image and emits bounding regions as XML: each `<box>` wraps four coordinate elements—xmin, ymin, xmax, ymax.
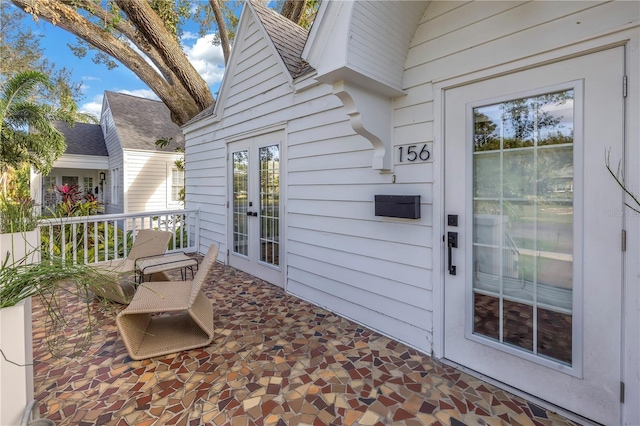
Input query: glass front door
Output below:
<box><xmin>228</xmin><ymin>133</ymin><xmax>283</xmax><ymax>287</ymax></box>
<box><xmin>443</xmin><ymin>47</ymin><xmax>625</xmax><ymax>425</ymax></box>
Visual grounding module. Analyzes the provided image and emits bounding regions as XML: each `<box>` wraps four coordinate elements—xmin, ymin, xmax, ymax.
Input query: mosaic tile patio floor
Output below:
<box><xmin>32</xmin><ymin>259</ymin><xmax>579</xmax><ymax>426</ymax></box>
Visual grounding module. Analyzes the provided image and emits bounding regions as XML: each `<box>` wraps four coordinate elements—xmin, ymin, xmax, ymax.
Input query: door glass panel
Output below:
<box><xmin>259</xmin><ymin>145</ymin><xmax>279</xmax><ymax>266</ymax></box>
<box><xmin>233</xmin><ymin>151</ymin><xmax>249</xmax><ymax>256</ymax></box>
<box><xmin>472</xmin><ymin>90</ymin><xmax>574</xmax><ymax>365</ymax></box>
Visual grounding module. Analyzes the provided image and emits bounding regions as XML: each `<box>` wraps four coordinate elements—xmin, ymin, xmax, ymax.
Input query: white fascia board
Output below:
<box><xmin>182</xmin><ymin>111</ymin><xmax>220</xmax><ymax>134</ymax></box>
<box><xmin>317</xmin><ymin>67</ymin><xmax>405</xmax><ymax>98</ymax></box>
<box><xmin>122</xmin><ymin>148</ymin><xmax>182</xmax><ymax>159</ymax></box>
<box><xmin>53</xmin><ymin>154</ymin><xmax>109</xmax><ymax>169</ymax></box>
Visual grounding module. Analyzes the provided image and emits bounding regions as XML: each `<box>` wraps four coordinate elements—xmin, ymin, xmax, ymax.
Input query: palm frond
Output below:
<box><xmin>0</xmin><ymin>71</ymin><xmax>76</xmax><ymax>181</ymax></box>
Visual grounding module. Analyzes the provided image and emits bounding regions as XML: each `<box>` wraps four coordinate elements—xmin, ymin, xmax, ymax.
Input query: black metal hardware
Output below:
<box><xmin>374</xmin><ymin>195</ymin><xmax>420</xmax><ymax>219</ymax></box>
<box><xmin>246</xmin><ymin>211</ymin><xmax>258</xmax><ymax>217</ymax></box>
<box><xmin>448</xmin><ymin>214</ymin><xmax>458</xmax><ymax>227</ymax></box>
<box><xmin>447</xmin><ymin>231</ymin><xmax>458</xmax><ymax>275</ymax></box>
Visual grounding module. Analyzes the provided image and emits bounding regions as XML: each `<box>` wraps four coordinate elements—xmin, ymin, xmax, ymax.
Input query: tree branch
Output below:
<box><xmin>69</xmin><ymin>0</ymin><xmax>189</xmax><ymax>91</ymax></box>
<box><xmin>115</xmin><ymin>0</ymin><xmax>214</xmax><ymax>112</ymax></box>
<box><xmin>209</xmin><ymin>0</ymin><xmax>230</xmax><ymax>64</ymax></box>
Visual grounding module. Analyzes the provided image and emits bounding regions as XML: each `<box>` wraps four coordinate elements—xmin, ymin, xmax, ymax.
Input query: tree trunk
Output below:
<box><xmin>291</xmin><ymin>1</ymin><xmax>305</xmax><ymax>24</ymax></box>
<box><xmin>280</xmin><ymin>0</ymin><xmax>307</xmax><ymax>25</ymax></box>
<box><xmin>281</xmin><ymin>0</ymin><xmax>295</xmax><ymax>19</ymax></box>
<box><xmin>209</xmin><ymin>0</ymin><xmax>231</xmax><ymax>64</ymax></box>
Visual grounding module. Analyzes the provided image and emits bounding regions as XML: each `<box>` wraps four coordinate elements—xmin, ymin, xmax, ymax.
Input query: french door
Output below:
<box><xmin>228</xmin><ymin>132</ymin><xmax>283</xmax><ymax>287</ymax></box>
<box><xmin>444</xmin><ymin>47</ymin><xmax>625</xmax><ymax>425</ymax></box>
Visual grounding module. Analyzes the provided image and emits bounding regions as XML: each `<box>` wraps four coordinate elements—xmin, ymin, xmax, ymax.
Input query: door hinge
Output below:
<box><xmin>621</xmin><ymin>381</ymin><xmax>625</xmax><ymax>403</ymax></box>
<box><xmin>622</xmin><ymin>229</ymin><xmax>627</xmax><ymax>252</ymax></box>
<box><xmin>227</xmin><ymin>249</ymin><xmax>230</xmax><ymax>257</ymax></box>
<box><xmin>623</xmin><ymin>75</ymin><xmax>628</xmax><ymax>98</ymax></box>
<box><xmin>227</xmin><ymin>201</ymin><xmax>229</xmax><ymax>208</ymax></box>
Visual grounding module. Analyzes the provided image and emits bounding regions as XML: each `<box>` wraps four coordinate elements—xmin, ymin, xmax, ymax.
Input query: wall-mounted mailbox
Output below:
<box><xmin>374</xmin><ymin>195</ymin><xmax>420</xmax><ymax>219</ymax></box>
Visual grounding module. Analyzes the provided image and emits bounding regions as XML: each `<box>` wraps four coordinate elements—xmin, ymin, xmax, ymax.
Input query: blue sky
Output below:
<box><xmin>23</xmin><ymin>9</ymin><xmax>227</xmax><ymax>119</ymax></box>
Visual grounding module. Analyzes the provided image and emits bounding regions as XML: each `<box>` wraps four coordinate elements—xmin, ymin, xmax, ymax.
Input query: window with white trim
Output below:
<box><xmin>166</xmin><ymin>163</ymin><xmax>185</xmax><ymax>207</ymax></box>
<box><xmin>111</xmin><ymin>168</ymin><xmax>120</xmax><ymax>204</ymax></box>
<box><xmin>171</xmin><ymin>167</ymin><xmax>184</xmax><ymax>203</ymax></box>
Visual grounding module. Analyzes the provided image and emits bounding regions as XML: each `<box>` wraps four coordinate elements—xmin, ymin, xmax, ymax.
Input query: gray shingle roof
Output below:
<box><xmin>105</xmin><ymin>91</ymin><xmax>184</xmax><ymax>152</ymax></box>
<box><xmin>251</xmin><ymin>0</ymin><xmax>314</xmax><ymax>78</ymax></box>
<box><xmin>52</xmin><ymin>121</ymin><xmax>108</xmax><ymax>156</ymax></box>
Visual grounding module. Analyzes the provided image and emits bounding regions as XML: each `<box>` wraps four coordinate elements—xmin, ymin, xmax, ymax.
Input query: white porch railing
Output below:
<box><xmin>38</xmin><ymin>209</ymin><xmax>200</xmax><ymax>265</ymax></box>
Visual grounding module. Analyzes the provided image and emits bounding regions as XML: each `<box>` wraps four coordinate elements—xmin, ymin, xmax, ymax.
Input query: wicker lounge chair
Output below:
<box><xmin>115</xmin><ymin>244</ymin><xmax>219</xmax><ymax>360</ymax></box>
<box><xmin>92</xmin><ymin>229</ymin><xmax>173</xmax><ymax>304</ymax></box>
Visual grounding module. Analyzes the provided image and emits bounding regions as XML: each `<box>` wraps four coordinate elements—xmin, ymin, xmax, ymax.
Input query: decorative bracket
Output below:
<box><xmin>332</xmin><ymin>80</ymin><xmax>393</xmax><ymax>172</ymax></box>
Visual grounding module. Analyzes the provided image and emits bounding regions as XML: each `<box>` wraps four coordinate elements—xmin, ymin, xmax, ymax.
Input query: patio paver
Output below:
<box><xmin>32</xmin><ymin>259</ymin><xmax>579</xmax><ymax>425</ymax></box>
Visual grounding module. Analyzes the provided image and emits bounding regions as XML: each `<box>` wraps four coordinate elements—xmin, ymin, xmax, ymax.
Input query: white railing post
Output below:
<box><xmin>195</xmin><ymin>208</ymin><xmax>201</xmax><ymax>253</ymax></box>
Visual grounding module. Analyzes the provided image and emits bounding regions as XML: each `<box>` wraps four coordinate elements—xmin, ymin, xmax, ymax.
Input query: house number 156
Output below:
<box><xmin>398</xmin><ymin>144</ymin><xmax>430</xmax><ymax>162</ymax></box>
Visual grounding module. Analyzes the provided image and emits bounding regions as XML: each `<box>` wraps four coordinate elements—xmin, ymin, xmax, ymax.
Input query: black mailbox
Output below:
<box><xmin>374</xmin><ymin>195</ymin><xmax>420</xmax><ymax>219</ymax></box>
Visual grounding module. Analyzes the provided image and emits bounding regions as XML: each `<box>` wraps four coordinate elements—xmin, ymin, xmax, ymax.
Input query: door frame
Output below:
<box><xmin>226</xmin><ymin>125</ymin><xmax>287</xmax><ymax>289</ymax></box>
<box><xmin>431</xmin><ymin>36</ymin><xmax>634</xmax><ymax>423</ymax></box>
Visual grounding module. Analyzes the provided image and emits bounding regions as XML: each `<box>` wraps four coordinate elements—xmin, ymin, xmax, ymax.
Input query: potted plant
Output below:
<box><xmin>0</xmin><ymin>196</ymin><xmax>40</xmax><ymax>266</ymax></box>
<box><xmin>0</xmin><ymin>196</ymin><xmax>115</xmax><ymax>425</ymax></box>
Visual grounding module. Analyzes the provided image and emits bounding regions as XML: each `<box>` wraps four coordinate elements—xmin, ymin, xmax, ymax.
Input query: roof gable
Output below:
<box><xmin>52</xmin><ymin>121</ymin><xmax>108</xmax><ymax>156</ymax></box>
<box><xmin>184</xmin><ymin>0</ymin><xmax>314</xmax><ymax>127</ymax></box>
<box><xmin>104</xmin><ymin>91</ymin><xmax>184</xmax><ymax>152</ymax></box>
<box><xmin>251</xmin><ymin>1</ymin><xmax>313</xmax><ymax>79</ymax></box>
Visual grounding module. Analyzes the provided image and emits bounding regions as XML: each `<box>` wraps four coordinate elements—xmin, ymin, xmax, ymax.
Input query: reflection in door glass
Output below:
<box><xmin>259</xmin><ymin>145</ymin><xmax>279</xmax><ymax>266</ymax></box>
<box><xmin>472</xmin><ymin>90</ymin><xmax>574</xmax><ymax>365</ymax></box>
<box><xmin>233</xmin><ymin>151</ymin><xmax>249</xmax><ymax>256</ymax></box>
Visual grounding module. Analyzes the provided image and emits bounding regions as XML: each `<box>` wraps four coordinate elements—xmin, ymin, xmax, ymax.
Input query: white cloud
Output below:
<box><xmin>183</xmin><ymin>34</ymin><xmax>226</xmax><ymax>85</ymax></box>
<box><xmin>181</xmin><ymin>31</ymin><xmax>199</xmax><ymax>42</ymax></box>
<box><xmin>117</xmin><ymin>88</ymin><xmax>159</xmax><ymax>100</ymax></box>
<box><xmin>79</xmin><ymin>76</ymin><xmax>100</xmax><ymax>95</ymax></box>
<box><xmin>79</xmin><ymin>94</ymin><xmax>103</xmax><ymax>119</ymax></box>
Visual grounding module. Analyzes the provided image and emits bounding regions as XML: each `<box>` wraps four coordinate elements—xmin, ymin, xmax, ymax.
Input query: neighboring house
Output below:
<box><xmin>32</xmin><ymin>92</ymin><xmax>185</xmax><ymax>214</ymax></box>
<box><xmin>182</xmin><ymin>1</ymin><xmax>640</xmax><ymax>425</ymax></box>
<box><xmin>32</xmin><ymin>121</ymin><xmax>109</xmax><ymax>212</ymax></box>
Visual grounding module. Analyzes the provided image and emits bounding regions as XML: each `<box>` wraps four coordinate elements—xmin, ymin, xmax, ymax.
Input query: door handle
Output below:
<box><xmin>447</xmin><ymin>232</ymin><xmax>458</xmax><ymax>275</ymax></box>
<box><xmin>246</xmin><ymin>211</ymin><xmax>257</xmax><ymax>217</ymax></box>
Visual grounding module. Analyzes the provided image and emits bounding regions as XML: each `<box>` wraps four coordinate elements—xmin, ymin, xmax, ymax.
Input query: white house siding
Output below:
<box><xmin>285</xmin><ymin>79</ymin><xmax>435</xmax><ymax>353</ymax></box>
<box><xmin>401</xmin><ymin>1</ymin><xmax>639</xmax><ymax>423</ymax></box>
<box><xmin>346</xmin><ymin>1</ymin><xmax>424</xmax><ymax>92</ymax></box>
<box><xmin>406</xmin><ymin>1</ymin><xmax>636</xmax><ymax>81</ymax></box>
<box><xmin>185</xmin><ymin>0</ymin><xmax>639</xmax><ymax>364</ymax></box>
<box><xmin>185</xmin><ymin>8</ymin><xmax>436</xmax><ymax>354</ymax></box>
<box><xmin>123</xmin><ymin>150</ymin><xmax>182</xmax><ymax>213</ymax></box>
<box><xmin>102</xmin><ymin>105</ymin><xmax>124</xmax><ymax>215</ymax></box>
